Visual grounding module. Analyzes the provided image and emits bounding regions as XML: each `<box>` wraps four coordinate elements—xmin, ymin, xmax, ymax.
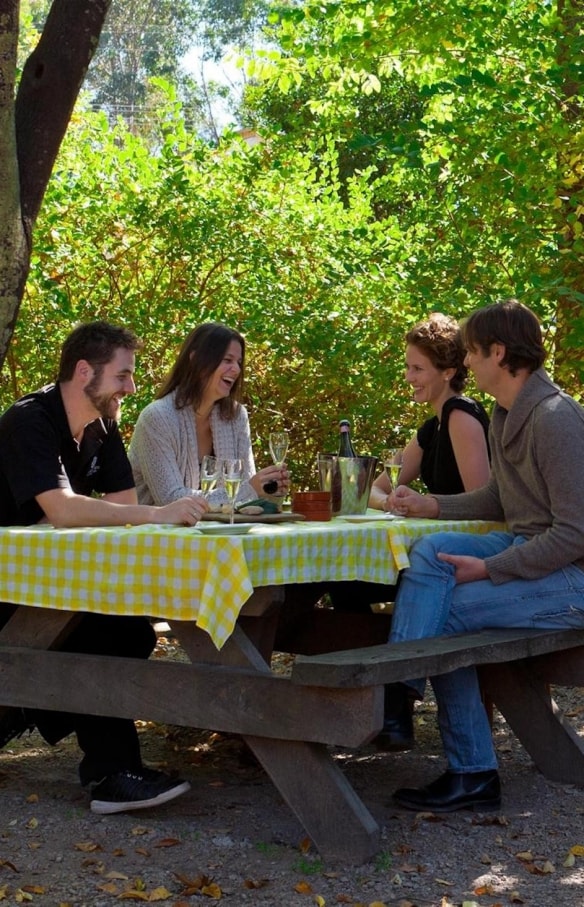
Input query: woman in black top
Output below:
<box><xmin>370</xmin><ymin>312</ymin><xmax>490</xmax><ymax>509</ymax></box>
<box><xmin>332</xmin><ymin>314</ymin><xmax>491</xmax><ymax>751</ymax></box>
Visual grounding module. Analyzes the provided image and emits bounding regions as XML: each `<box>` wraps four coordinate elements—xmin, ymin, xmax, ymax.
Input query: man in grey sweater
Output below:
<box><xmin>387</xmin><ymin>299</ymin><xmax>584</xmax><ymax>813</ymax></box>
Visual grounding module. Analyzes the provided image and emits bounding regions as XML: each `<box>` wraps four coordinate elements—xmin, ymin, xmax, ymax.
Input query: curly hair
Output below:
<box><xmin>405</xmin><ymin>313</ymin><xmax>467</xmax><ymax>393</ymax></box>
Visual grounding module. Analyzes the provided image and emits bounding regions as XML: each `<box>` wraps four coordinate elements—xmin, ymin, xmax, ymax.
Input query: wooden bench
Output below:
<box><xmin>292</xmin><ymin>626</ymin><xmax>584</xmax><ymax>785</ymax></box>
<box><xmin>3</xmin><ymin>610</ymin><xmax>584</xmax><ymax>863</ymax></box>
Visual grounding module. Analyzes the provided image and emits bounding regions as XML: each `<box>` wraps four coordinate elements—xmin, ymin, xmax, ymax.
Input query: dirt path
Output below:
<box><xmin>2</xmin><ymin>627</ymin><xmax>584</xmax><ymax>906</ymax></box>
<box><xmin>2</xmin><ymin>682</ymin><xmax>584</xmax><ymax>907</ymax></box>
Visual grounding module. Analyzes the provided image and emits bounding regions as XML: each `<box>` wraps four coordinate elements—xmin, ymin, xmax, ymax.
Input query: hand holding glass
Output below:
<box><xmin>222</xmin><ymin>458</ymin><xmax>243</xmax><ymax>524</ymax></box>
<box><xmin>200</xmin><ymin>455</ymin><xmax>220</xmax><ymax>497</ymax></box>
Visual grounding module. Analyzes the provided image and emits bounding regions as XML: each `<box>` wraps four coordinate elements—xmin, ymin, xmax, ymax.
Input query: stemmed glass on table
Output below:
<box><xmin>200</xmin><ymin>455</ymin><xmax>220</xmax><ymax>497</ymax></box>
<box><xmin>222</xmin><ymin>457</ymin><xmax>244</xmax><ymax>525</ymax></box>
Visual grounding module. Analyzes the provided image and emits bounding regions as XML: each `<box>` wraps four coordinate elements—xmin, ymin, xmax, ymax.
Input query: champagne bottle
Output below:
<box><xmin>338</xmin><ymin>419</ymin><xmax>357</xmax><ymax>457</ymax></box>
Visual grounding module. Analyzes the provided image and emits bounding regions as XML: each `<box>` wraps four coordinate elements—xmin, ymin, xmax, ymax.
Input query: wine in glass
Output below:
<box><xmin>382</xmin><ymin>448</ymin><xmax>404</xmax><ymax>489</ymax></box>
<box><xmin>269</xmin><ymin>431</ymin><xmax>289</xmax><ymax>467</ymax></box>
<box><xmin>265</xmin><ymin>431</ymin><xmax>289</xmax><ymax>497</ymax></box>
<box><xmin>222</xmin><ymin>458</ymin><xmax>243</xmax><ymax>525</ymax></box>
<box><xmin>200</xmin><ymin>455</ymin><xmax>220</xmax><ymax>497</ymax></box>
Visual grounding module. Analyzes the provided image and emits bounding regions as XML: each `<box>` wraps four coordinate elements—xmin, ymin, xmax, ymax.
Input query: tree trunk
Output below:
<box><xmin>0</xmin><ymin>0</ymin><xmax>112</xmax><ymax>371</ymax></box>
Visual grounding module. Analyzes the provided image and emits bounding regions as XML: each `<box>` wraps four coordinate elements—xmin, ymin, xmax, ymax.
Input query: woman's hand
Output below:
<box><xmin>250</xmin><ymin>465</ymin><xmax>290</xmax><ymax>499</ymax></box>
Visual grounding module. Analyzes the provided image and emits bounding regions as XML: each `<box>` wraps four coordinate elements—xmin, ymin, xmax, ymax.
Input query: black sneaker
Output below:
<box><xmin>89</xmin><ymin>768</ymin><xmax>190</xmax><ymax>815</ymax></box>
<box><xmin>0</xmin><ymin>708</ymin><xmax>35</xmax><ymax>750</ymax></box>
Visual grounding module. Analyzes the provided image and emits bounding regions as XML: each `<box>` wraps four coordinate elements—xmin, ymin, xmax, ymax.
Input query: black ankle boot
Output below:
<box><xmin>374</xmin><ymin>683</ymin><xmax>414</xmax><ymax>752</ymax></box>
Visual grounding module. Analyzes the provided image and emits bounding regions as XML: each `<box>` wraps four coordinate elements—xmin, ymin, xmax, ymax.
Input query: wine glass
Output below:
<box><xmin>222</xmin><ymin>457</ymin><xmax>243</xmax><ymax>525</ymax></box>
<box><xmin>265</xmin><ymin>431</ymin><xmax>289</xmax><ymax>498</ymax></box>
<box><xmin>381</xmin><ymin>448</ymin><xmax>404</xmax><ymax>489</ymax></box>
<box><xmin>269</xmin><ymin>431</ymin><xmax>289</xmax><ymax>467</ymax></box>
<box><xmin>200</xmin><ymin>455</ymin><xmax>220</xmax><ymax>497</ymax></box>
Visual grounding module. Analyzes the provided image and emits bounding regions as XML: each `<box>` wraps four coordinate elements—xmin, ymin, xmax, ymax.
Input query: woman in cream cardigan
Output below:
<box><xmin>129</xmin><ymin>323</ymin><xmax>288</xmax><ymax>508</ymax></box>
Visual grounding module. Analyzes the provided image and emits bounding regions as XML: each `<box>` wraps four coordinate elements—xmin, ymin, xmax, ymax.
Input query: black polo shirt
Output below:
<box><xmin>0</xmin><ymin>383</ymin><xmax>134</xmax><ymax>526</ymax></box>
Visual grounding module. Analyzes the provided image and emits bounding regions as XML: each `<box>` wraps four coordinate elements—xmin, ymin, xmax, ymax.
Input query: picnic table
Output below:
<box><xmin>2</xmin><ymin>514</ymin><xmax>583</xmax><ymax>862</ymax></box>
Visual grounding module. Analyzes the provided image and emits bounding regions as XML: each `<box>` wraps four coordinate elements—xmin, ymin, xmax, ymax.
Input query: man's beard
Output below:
<box><xmin>84</xmin><ymin>372</ymin><xmax>121</xmax><ymax>421</ymax></box>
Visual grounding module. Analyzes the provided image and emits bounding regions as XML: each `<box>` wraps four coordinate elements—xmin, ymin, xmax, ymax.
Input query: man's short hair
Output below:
<box><xmin>461</xmin><ymin>299</ymin><xmax>546</xmax><ymax>375</ymax></box>
<box><xmin>57</xmin><ymin>322</ymin><xmax>142</xmax><ymax>382</ymax></box>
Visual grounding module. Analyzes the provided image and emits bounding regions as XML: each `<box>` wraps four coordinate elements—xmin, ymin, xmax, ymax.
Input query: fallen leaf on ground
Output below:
<box><xmin>243</xmin><ymin>879</ymin><xmax>269</xmax><ymax>889</ymax></box>
<box><xmin>148</xmin><ymin>887</ymin><xmax>172</xmax><ymax>900</ymax></box>
<box><xmin>74</xmin><ymin>841</ymin><xmax>102</xmax><ymax>852</ymax></box>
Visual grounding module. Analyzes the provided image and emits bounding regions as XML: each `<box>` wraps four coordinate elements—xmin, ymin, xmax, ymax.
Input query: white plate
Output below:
<box><xmin>333</xmin><ymin>513</ymin><xmax>398</xmax><ymax>522</ymax></box>
<box><xmin>195</xmin><ymin>522</ymin><xmax>255</xmax><ymax>535</ymax></box>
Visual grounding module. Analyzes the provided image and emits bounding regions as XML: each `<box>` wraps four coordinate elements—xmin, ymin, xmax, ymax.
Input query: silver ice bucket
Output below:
<box><xmin>317</xmin><ymin>454</ymin><xmax>379</xmax><ymax>516</ymax></box>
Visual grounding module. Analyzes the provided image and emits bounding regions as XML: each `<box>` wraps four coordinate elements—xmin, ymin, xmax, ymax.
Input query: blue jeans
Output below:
<box><xmin>389</xmin><ymin>531</ymin><xmax>584</xmax><ymax>773</ymax></box>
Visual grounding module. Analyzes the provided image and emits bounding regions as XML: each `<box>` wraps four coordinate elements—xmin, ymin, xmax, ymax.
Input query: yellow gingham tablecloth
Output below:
<box><xmin>0</xmin><ymin>516</ymin><xmax>502</xmax><ymax>649</ymax></box>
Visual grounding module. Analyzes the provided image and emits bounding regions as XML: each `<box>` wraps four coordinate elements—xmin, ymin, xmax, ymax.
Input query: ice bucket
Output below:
<box><xmin>317</xmin><ymin>454</ymin><xmax>379</xmax><ymax>516</ymax></box>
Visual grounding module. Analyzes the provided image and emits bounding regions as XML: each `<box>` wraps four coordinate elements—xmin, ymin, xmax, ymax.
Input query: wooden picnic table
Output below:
<box><xmin>3</xmin><ymin>514</ymin><xmax>582</xmax><ymax>863</ymax></box>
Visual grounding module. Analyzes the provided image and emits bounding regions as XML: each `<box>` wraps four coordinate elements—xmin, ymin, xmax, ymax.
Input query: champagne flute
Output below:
<box><xmin>222</xmin><ymin>457</ymin><xmax>243</xmax><ymax>525</ymax></box>
<box><xmin>269</xmin><ymin>431</ymin><xmax>289</xmax><ymax>467</ymax></box>
<box><xmin>265</xmin><ymin>431</ymin><xmax>289</xmax><ymax>497</ymax></box>
<box><xmin>382</xmin><ymin>448</ymin><xmax>404</xmax><ymax>489</ymax></box>
<box><xmin>200</xmin><ymin>455</ymin><xmax>220</xmax><ymax>497</ymax></box>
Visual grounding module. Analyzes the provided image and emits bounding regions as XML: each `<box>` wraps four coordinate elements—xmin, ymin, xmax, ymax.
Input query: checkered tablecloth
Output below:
<box><xmin>0</xmin><ymin>516</ymin><xmax>502</xmax><ymax>649</ymax></box>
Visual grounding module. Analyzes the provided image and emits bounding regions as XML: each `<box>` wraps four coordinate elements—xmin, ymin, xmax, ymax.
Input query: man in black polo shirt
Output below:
<box><xmin>0</xmin><ymin>322</ymin><xmax>208</xmax><ymax>814</ymax></box>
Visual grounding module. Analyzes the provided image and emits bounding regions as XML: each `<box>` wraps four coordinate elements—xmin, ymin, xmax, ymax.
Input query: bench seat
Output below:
<box><xmin>291</xmin><ymin>626</ymin><xmax>584</xmax><ymax>687</ymax></box>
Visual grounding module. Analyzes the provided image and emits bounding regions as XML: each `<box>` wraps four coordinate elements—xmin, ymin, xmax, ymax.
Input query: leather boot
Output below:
<box><xmin>393</xmin><ymin>769</ymin><xmax>501</xmax><ymax>812</ymax></box>
<box><xmin>374</xmin><ymin>682</ymin><xmax>415</xmax><ymax>752</ymax></box>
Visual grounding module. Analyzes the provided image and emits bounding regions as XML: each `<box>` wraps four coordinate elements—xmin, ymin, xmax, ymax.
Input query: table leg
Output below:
<box><xmin>171</xmin><ymin>612</ymin><xmax>381</xmax><ymax>862</ymax></box>
<box><xmin>481</xmin><ymin>661</ymin><xmax>584</xmax><ymax>783</ymax></box>
<box><xmin>245</xmin><ymin>735</ymin><xmax>380</xmax><ymax>862</ymax></box>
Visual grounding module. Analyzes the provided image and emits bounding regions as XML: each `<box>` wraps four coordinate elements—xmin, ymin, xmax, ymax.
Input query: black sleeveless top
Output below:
<box><xmin>416</xmin><ymin>396</ymin><xmax>490</xmax><ymax>495</ymax></box>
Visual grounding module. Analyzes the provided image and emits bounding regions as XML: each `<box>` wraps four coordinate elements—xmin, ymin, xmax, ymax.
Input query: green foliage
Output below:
<box><xmin>246</xmin><ymin>0</ymin><xmax>584</xmax><ymax>384</ymax></box>
<box><xmin>10</xmin><ymin>0</ymin><xmax>584</xmax><ymax>495</ymax></box>
<box><xmin>8</xmin><ymin>92</ymin><xmax>428</xmax><ymax>489</ymax></box>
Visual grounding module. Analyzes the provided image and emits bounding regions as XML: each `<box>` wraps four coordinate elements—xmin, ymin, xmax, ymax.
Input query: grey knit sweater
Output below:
<box><xmin>128</xmin><ymin>391</ymin><xmax>258</xmax><ymax>507</ymax></box>
<box><xmin>435</xmin><ymin>368</ymin><xmax>584</xmax><ymax>583</ymax></box>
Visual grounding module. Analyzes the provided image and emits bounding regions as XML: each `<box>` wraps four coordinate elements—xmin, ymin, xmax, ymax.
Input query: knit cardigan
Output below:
<box><xmin>128</xmin><ymin>391</ymin><xmax>257</xmax><ymax>507</ymax></box>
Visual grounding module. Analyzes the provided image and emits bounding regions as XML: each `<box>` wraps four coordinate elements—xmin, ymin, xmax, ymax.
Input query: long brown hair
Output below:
<box><xmin>157</xmin><ymin>323</ymin><xmax>245</xmax><ymax>419</ymax></box>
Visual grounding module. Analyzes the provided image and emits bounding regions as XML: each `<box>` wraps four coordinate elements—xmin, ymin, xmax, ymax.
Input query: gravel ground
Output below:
<box><xmin>2</xmin><ymin>643</ymin><xmax>584</xmax><ymax>907</ymax></box>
